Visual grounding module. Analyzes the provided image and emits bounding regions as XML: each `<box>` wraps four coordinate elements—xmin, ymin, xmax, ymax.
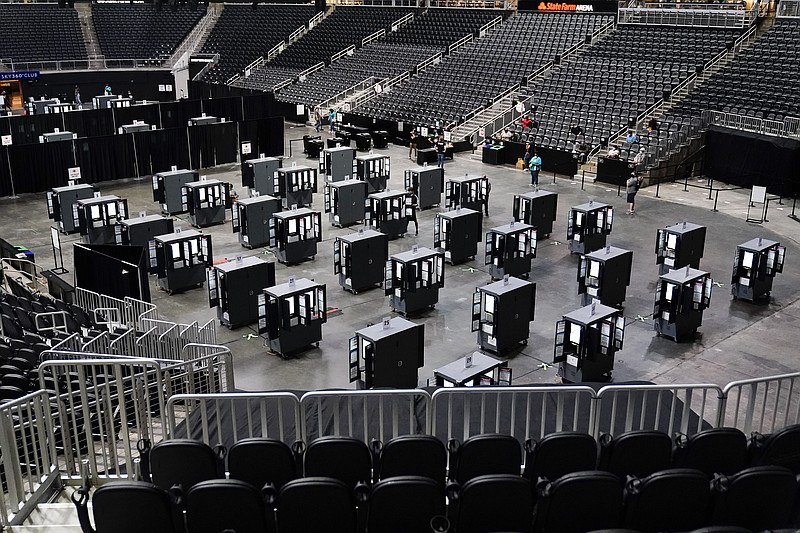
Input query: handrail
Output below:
<box><xmin>331</xmin><ymin>45</ymin><xmax>355</xmax><ymax>64</ymax></box>
<box><xmin>298</xmin><ymin>61</ymin><xmax>325</xmax><ymax>81</ymax></box>
<box><xmin>390</xmin><ymin>12</ymin><xmax>414</xmax><ymax>32</ymax></box>
<box><xmin>618</xmin><ymin>5</ymin><xmax>751</xmax><ymax>28</ymax></box>
<box><xmin>168</xmin><ymin>4</ymin><xmax>218</xmax><ymax>69</ymax></box>
<box><xmin>478</xmin><ymin>15</ymin><xmax>502</xmax><ymax>37</ymax></box>
<box><xmin>703</xmin><ymin>109</ymin><xmax>800</xmax><ymax>139</ymax></box>
<box><xmin>273</xmin><ymin>78</ymin><xmax>295</xmax><ymax>91</ymax></box>
<box><xmin>1</xmin><ymin>257</ymin><xmax>48</xmax><ymax>295</ymax></box>
<box><xmin>318</xmin><ymin>76</ymin><xmax>377</xmax><ymax>111</ymax></box>
<box><xmin>416</xmin><ymin>51</ymin><xmax>443</xmax><ymax>73</ymax></box>
<box><xmin>362</xmin><ymin>29</ymin><xmax>386</xmax><ymax>47</ymax></box>
<box><xmin>309</xmin><ymin>10</ymin><xmax>324</xmax><ymax>29</ymax></box>
<box><xmin>0</xmin><ymin>57</ymin><xmax>170</xmax><ymax>73</ymax></box>
<box><xmin>268</xmin><ymin>41</ymin><xmax>286</xmax><ymax>62</ymax></box>
<box><xmin>526</xmin><ymin>61</ymin><xmax>553</xmax><ymax>86</ymax></box>
<box><xmin>448</xmin><ymin>34</ymin><xmax>473</xmax><ymax>54</ymax></box>
<box><xmin>191</xmin><ymin>52</ymin><xmax>219</xmax><ymax>82</ymax></box>
<box><xmin>289</xmin><ymin>25</ymin><xmax>305</xmax><ymax>44</ymax></box>
<box><xmin>351</xmin><ymin>71</ymin><xmax>408</xmax><ymax>110</ymax></box>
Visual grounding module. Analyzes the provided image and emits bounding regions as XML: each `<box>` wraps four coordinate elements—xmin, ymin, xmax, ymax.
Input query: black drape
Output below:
<box><xmin>0</xmin><ymin>115</ymin><xmax>11</xmax><ymax>137</ymax></box>
<box><xmin>201</xmin><ymin>96</ymin><xmax>243</xmax><ymax>123</ymax></box>
<box><xmin>159</xmin><ymin>100</ymin><xmax>202</xmax><ymax>130</ymax></box>
<box><xmin>212</xmin><ymin>121</ymin><xmax>238</xmax><ymax>165</ymax></box>
<box><xmin>188</xmin><ymin>124</ymin><xmax>215</xmax><ymax>169</ymax></box>
<box><xmin>9</xmin><ymin>114</ymin><xmax>65</xmax><ymax>145</ymax></box>
<box><xmin>8</xmin><ymin>140</ymin><xmax>76</xmax><ymax>194</ymax></box>
<box><xmin>237</xmin><ymin>117</ymin><xmax>284</xmax><ymax>158</ymax></box>
<box><xmin>76</xmin><ymin>135</ymin><xmax>138</xmax><ymax>184</ymax></box>
<box><xmin>134</xmin><ymin>127</ymin><xmax>190</xmax><ymax>176</ymax></box>
<box><xmin>113</xmin><ymin>105</ymin><xmax>162</xmax><ymax>131</ymax></box>
<box><xmin>0</xmin><ymin>147</ymin><xmax>12</xmax><ymax>197</ymax></box>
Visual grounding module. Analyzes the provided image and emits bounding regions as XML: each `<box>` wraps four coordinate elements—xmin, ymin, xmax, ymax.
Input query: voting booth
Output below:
<box><xmin>445</xmin><ymin>174</ymin><xmax>489</xmax><ymax>214</ymax></box>
<box><xmin>554</xmin><ymin>302</ymin><xmax>625</xmax><ymax>382</ymax></box>
<box><xmin>567</xmin><ymin>201</ymin><xmax>614</xmax><ymax>255</ymax></box>
<box><xmin>269</xmin><ymin>208</ymin><xmax>322</xmax><ymax>264</ymax></box>
<box><xmin>385</xmin><ymin>247</ymin><xmax>445</xmax><ymax>316</ymax></box>
<box><xmin>472</xmin><ymin>276</ymin><xmax>536</xmax><ymax>354</ymax></box>
<box><xmin>320</xmin><ymin>146</ymin><xmax>356</xmax><ymax>182</ymax></box>
<box><xmin>348</xmin><ymin>317</ymin><xmax>424</xmax><ymax>389</ymax></box>
<box><xmin>258</xmin><ymin>278</ymin><xmax>327</xmax><ymax>357</ymax></box>
<box><xmin>731</xmin><ymin>237</ymin><xmax>785</xmax><ymax>302</ymax></box>
<box><xmin>654</xmin><ymin>267</ymin><xmax>712</xmax><ymax>342</ymax></box>
<box><xmin>208</xmin><ymin>256</ymin><xmax>276</xmax><ymax>329</ymax></box>
<box><xmin>232</xmin><ymin>194</ymin><xmax>282</xmax><ymax>249</ymax></box>
<box><xmin>655</xmin><ymin>222</ymin><xmax>707</xmax><ymax>275</ymax></box>
<box><xmin>184</xmin><ymin>179</ymin><xmax>232</xmax><ymax>228</ymax></box>
<box><xmin>484</xmin><ymin>222</ymin><xmax>537</xmax><ymax>280</ymax></box>
<box><xmin>513</xmin><ymin>189</ymin><xmax>558</xmax><ymax>238</ymax></box>
<box><xmin>434</xmin><ymin>208</ymin><xmax>482</xmax><ymax>265</ymax></box>
<box><xmin>154</xmin><ymin>229</ymin><xmax>213</xmax><ymax>294</ymax></box>
<box><xmin>242</xmin><ymin>156</ymin><xmax>282</xmax><ymax>196</ymax></box>
<box><xmin>366</xmin><ymin>190</ymin><xmax>411</xmax><ymax>239</ymax></box>
<box><xmin>334</xmin><ymin>229</ymin><xmax>388</xmax><ymax>294</ymax></box>
<box><xmin>356</xmin><ymin>153</ymin><xmax>390</xmax><ymax>193</ymax></box>
<box><xmin>47</xmin><ymin>183</ymin><xmax>95</xmax><ymax>234</ymax></box>
<box><xmin>577</xmin><ymin>246</ymin><xmax>633</xmax><ymax>308</ymax></box>
<box><xmin>76</xmin><ymin>195</ymin><xmax>128</xmax><ymax>245</ymax></box>
<box><xmin>404</xmin><ymin>166</ymin><xmax>444</xmax><ymax>209</ymax></box>
<box><xmin>119</xmin><ymin>214</ymin><xmax>175</xmax><ymax>274</ymax></box>
<box><xmin>275</xmin><ymin>165</ymin><xmax>318</xmax><ymax>208</ymax></box>
<box><xmin>152</xmin><ymin>169</ymin><xmax>198</xmax><ymax>216</ymax></box>
<box><xmin>324</xmin><ymin>179</ymin><xmax>367</xmax><ymax>227</ymax></box>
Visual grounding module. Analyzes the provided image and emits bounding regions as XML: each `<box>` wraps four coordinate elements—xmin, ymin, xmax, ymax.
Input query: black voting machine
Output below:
<box><xmin>513</xmin><ymin>189</ymin><xmax>558</xmax><ymax>238</ymax></box>
<box><xmin>434</xmin><ymin>208</ymin><xmax>482</xmax><ymax>265</ymax></box>
<box><xmin>152</xmin><ymin>169</ymin><xmax>198</xmax><ymax>216</ymax></box>
<box><xmin>655</xmin><ymin>221</ymin><xmax>707</xmax><ymax>275</ymax></box>
<box><xmin>567</xmin><ymin>201</ymin><xmax>614</xmax><ymax>255</ymax></box>
<box><xmin>154</xmin><ymin>229</ymin><xmax>213</xmax><ymax>295</ymax></box>
<box><xmin>324</xmin><ymin>179</ymin><xmax>367</xmax><ymax>227</ymax></box>
<box><xmin>577</xmin><ymin>246</ymin><xmax>634</xmax><ymax>308</ymax></box>
<box><xmin>232</xmin><ymin>194</ymin><xmax>282</xmax><ymax>249</ymax></box>
<box><xmin>731</xmin><ymin>237</ymin><xmax>786</xmax><ymax>302</ymax></box>
<box><xmin>356</xmin><ymin>152</ymin><xmax>390</xmax><ymax>193</ymax></box>
<box><xmin>241</xmin><ymin>156</ymin><xmax>282</xmax><ymax>196</ymax></box>
<box><xmin>485</xmin><ymin>222</ymin><xmax>537</xmax><ymax>280</ymax></box>
<box><xmin>208</xmin><ymin>256</ymin><xmax>276</xmax><ymax>329</ymax></box>
<box><xmin>334</xmin><ymin>229</ymin><xmax>388</xmax><ymax>294</ymax></box>
<box><xmin>185</xmin><ymin>179</ymin><xmax>232</xmax><ymax>228</ymax></box>
<box><xmin>119</xmin><ymin>214</ymin><xmax>175</xmax><ymax>274</ymax></box>
<box><xmin>269</xmin><ymin>208</ymin><xmax>322</xmax><ymax>264</ymax></box>
<box><xmin>349</xmin><ymin>316</ymin><xmax>424</xmax><ymax>389</ymax></box>
<box><xmin>472</xmin><ymin>276</ymin><xmax>536</xmax><ymax>354</ymax></box>
<box><xmin>76</xmin><ymin>195</ymin><xmax>128</xmax><ymax>246</ymax></box>
<box><xmin>47</xmin><ymin>183</ymin><xmax>95</xmax><ymax>234</ymax></box>
<box><xmin>258</xmin><ymin>278</ymin><xmax>327</xmax><ymax>357</ymax></box>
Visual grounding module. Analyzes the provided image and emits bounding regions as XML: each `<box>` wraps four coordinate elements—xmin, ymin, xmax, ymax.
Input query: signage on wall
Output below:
<box><xmin>519</xmin><ymin>0</ymin><xmax>618</xmax><ymax>11</ymax></box>
<box><xmin>0</xmin><ymin>71</ymin><xmax>39</xmax><ymax>81</ymax></box>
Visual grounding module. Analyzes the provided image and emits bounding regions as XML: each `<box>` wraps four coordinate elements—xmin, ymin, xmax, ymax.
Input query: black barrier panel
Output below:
<box><xmin>0</xmin><ymin>115</ymin><xmax>12</xmax><ymax>137</ymax></box>
<box><xmin>704</xmin><ymin>126</ymin><xmax>800</xmax><ymax>197</ymax></box>
<box><xmin>237</xmin><ymin>117</ymin><xmax>285</xmax><ymax>158</ymax></box>
<box><xmin>8</xmin><ymin>113</ymin><xmax>64</xmax><ymax>145</ymax></box>
<box><xmin>74</xmin><ymin>243</ymin><xmax>150</xmax><ymax>302</ymax></box>
<box><xmin>63</xmin><ymin>108</ymin><xmax>116</xmax><ymax>139</ymax></box>
<box><xmin>188</xmin><ymin>121</ymin><xmax>238</xmax><ymax>169</ymax></box>
<box><xmin>596</xmin><ymin>157</ymin><xmax>635</xmax><ymax>186</ymax></box>
<box><xmin>0</xmin><ymin>146</ymin><xmax>12</xmax><ymax>197</ymax></box>
<box><xmin>504</xmin><ymin>141</ymin><xmax>579</xmax><ymax>176</ymax></box>
<box><xmin>133</xmin><ymin>127</ymin><xmax>191</xmax><ymax>176</ymax></box>
<box><xmin>159</xmin><ymin>99</ymin><xmax>203</xmax><ymax>130</ymax></box>
<box><xmin>7</xmin><ymin>140</ymin><xmax>75</xmax><ymax>194</ymax></box>
<box><xmin>201</xmin><ymin>96</ymin><xmax>243</xmax><ymax>123</ymax></box>
<box><xmin>112</xmin><ymin>105</ymin><xmax>162</xmax><ymax>131</ymax></box>
<box><xmin>76</xmin><ymin>134</ymin><xmax>138</xmax><ymax>184</ymax></box>
<box><xmin>242</xmin><ymin>93</ymin><xmax>277</xmax><ymax>121</ymax></box>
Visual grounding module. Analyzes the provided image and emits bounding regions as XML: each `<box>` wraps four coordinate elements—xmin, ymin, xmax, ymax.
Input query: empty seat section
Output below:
<box><xmin>0</xmin><ymin>4</ymin><xmax>87</xmax><ymax>62</ymax></box>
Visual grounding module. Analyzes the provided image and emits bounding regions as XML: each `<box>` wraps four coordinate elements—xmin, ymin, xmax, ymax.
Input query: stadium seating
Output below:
<box><xmin>92</xmin><ymin>4</ymin><xmax>206</xmax><ymax>60</ymax></box>
<box><xmin>661</xmin><ymin>20</ymin><xmax>800</xmax><ymax>134</ymax></box>
<box><xmin>200</xmin><ymin>3</ymin><xmax>316</xmax><ymax>84</ymax></box>
<box><xmin>272</xmin><ymin>8</ymin><xmax>505</xmax><ymax>105</ymax></box>
<box><xmin>0</xmin><ymin>4</ymin><xmax>86</xmax><ymax>63</ymax></box>
<box><xmin>235</xmin><ymin>6</ymin><xmax>412</xmax><ymax>91</ymax></box>
<box><xmin>515</xmin><ymin>25</ymin><xmax>738</xmax><ymax>159</ymax></box>
<box><xmin>354</xmin><ymin>12</ymin><xmax>612</xmax><ymax>128</ymax></box>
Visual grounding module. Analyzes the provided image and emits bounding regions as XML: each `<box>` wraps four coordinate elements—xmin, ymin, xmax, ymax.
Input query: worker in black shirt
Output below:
<box><xmin>482</xmin><ymin>176</ymin><xmax>491</xmax><ymax>216</ymax></box>
<box><xmin>436</xmin><ymin>136</ymin><xmax>446</xmax><ymax>168</ymax></box>
<box><xmin>406</xmin><ymin>187</ymin><xmax>419</xmax><ymax>235</ymax></box>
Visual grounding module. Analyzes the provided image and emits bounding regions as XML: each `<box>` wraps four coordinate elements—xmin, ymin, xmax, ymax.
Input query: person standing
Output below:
<box><xmin>104</xmin><ymin>83</ymin><xmax>112</xmax><ymax>96</ymax></box>
<box><xmin>626</xmin><ymin>172</ymin><xmax>643</xmax><ymax>214</ymax></box>
<box><xmin>328</xmin><ymin>109</ymin><xmax>336</xmax><ymax>133</ymax></box>
<box><xmin>405</xmin><ymin>187</ymin><xmax>419</xmax><ymax>235</ymax></box>
<box><xmin>313</xmin><ymin>107</ymin><xmax>321</xmax><ymax>133</ymax></box>
<box><xmin>482</xmin><ymin>176</ymin><xmax>491</xmax><ymax>216</ymax></box>
<box><xmin>435</xmin><ymin>136</ymin><xmax>446</xmax><ymax>168</ymax></box>
<box><xmin>409</xmin><ymin>130</ymin><xmax>417</xmax><ymax>160</ymax></box>
<box><xmin>633</xmin><ymin>147</ymin><xmax>646</xmax><ymax>172</ymax></box>
<box><xmin>74</xmin><ymin>86</ymin><xmax>81</xmax><ymax>107</ymax></box>
<box><xmin>523</xmin><ymin>142</ymin><xmax>533</xmax><ymax>171</ymax></box>
<box><xmin>529</xmin><ymin>151</ymin><xmax>542</xmax><ymax>187</ymax></box>
<box><xmin>0</xmin><ymin>90</ymin><xmax>6</xmax><ymax>113</ymax></box>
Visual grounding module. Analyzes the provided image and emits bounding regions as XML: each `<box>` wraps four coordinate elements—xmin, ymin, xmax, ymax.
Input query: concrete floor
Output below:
<box><xmin>1</xmin><ymin>121</ymin><xmax>799</xmax><ymax>392</ymax></box>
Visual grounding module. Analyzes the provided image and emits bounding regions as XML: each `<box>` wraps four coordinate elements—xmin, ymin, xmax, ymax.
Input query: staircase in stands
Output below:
<box><xmin>75</xmin><ymin>3</ymin><xmax>105</xmax><ymax>69</ymax></box>
<box><xmin>170</xmin><ymin>4</ymin><xmax>224</xmax><ymax>72</ymax></box>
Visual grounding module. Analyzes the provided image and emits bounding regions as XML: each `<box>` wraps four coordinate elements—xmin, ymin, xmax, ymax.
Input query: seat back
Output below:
<box><xmin>228</xmin><ymin>437</ymin><xmax>297</xmax><ymax>490</ymax></box>
<box><xmin>186</xmin><ymin>479</ymin><xmax>273</xmax><ymax>533</ymax></box>
<box><xmin>673</xmin><ymin>428</ymin><xmax>747</xmax><ymax>477</ymax></box>
<box><xmin>149</xmin><ymin>439</ymin><xmax>221</xmax><ymax>491</ymax></box>
<box><xmin>598</xmin><ymin>430</ymin><xmax>672</xmax><ymax>479</ymax></box>
<box><xmin>376</xmin><ymin>435</ymin><xmax>447</xmax><ymax>485</ymax></box>
<box><xmin>535</xmin><ymin>471</ymin><xmax>623</xmax><ymax>533</ymax></box>
<box><xmin>368</xmin><ymin>476</ymin><xmax>445</xmax><ymax>533</ymax></box>
<box><xmin>524</xmin><ymin>432</ymin><xmax>598</xmax><ymax>483</ymax></box>
<box><xmin>450</xmin><ymin>433</ymin><xmax>522</xmax><ymax>484</ymax></box>
<box><xmin>748</xmin><ymin>423</ymin><xmax>800</xmax><ymax>474</ymax></box>
<box><xmin>278</xmin><ymin>477</ymin><xmax>357</xmax><ymax>533</ymax></box>
<box><xmin>622</xmin><ymin>468</ymin><xmax>710</xmax><ymax>531</ymax></box>
<box><xmin>710</xmin><ymin>465</ymin><xmax>798</xmax><ymax>530</ymax></box>
<box><xmin>91</xmin><ymin>481</ymin><xmax>178</xmax><ymax>533</ymax></box>
<box><xmin>303</xmin><ymin>436</ymin><xmax>371</xmax><ymax>490</ymax></box>
<box><xmin>452</xmin><ymin>474</ymin><xmax>533</xmax><ymax>533</ymax></box>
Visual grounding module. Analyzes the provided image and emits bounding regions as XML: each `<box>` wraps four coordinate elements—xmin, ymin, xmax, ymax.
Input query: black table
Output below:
<box><xmin>482</xmin><ymin>145</ymin><xmax>505</xmax><ymax>165</ymax></box>
<box><xmin>417</xmin><ymin>148</ymin><xmax>437</xmax><ymax>165</ymax></box>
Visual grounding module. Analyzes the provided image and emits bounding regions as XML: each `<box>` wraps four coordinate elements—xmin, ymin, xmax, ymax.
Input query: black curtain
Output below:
<box><xmin>705</xmin><ymin>127</ymin><xmax>800</xmax><ymax>197</ymax></box>
<box><xmin>9</xmin><ymin>114</ymin><xmax>65</xmax><ymax>145</ymax></box>
<box><xmin>134</xmin><ymin>127</ymin><xmax>190</xmax><ymax>176</ymax></box>
<box><xmin>159</xmin><ymin>99</ymin><xmax>202</xmax><ymax>130</ymax></box>
<box><xmin>242</xmin><ymin>93</ymin><xmax>277</xmax><ymax>121</ymax></box>
<box><xmin>112</xmin><ymin>104</ymin><xmax>162</xmax><ymax>131</ymax></box>
<box><xmin>237</xmin><ymin>117</ymin><xmax>284</xmax><ymax>158</ymax></box>
<box><xmin>201</xmin><ymin>96</ymin><xmax>243</xmax><ymax>123</ymax></box>
<box><xmin>76</xmin><ymin>135</ymin><xmax>138</xmax><ymax>184</ymax></box>
<box><xmin>188</xmin><ymin>124</ymin><xmax>215</xmax><ymax>169</ymax></box>
<box><xmin>63</xmin><ymin>108</ymin><xmax>115</xmax><ymax>139</ymax></box>
<box><xmin>0</xmin><ymin>146</ymin><xmax>12</xmax><ymax>198</ymax></box>
<box><xmin>0</xmin><ymin>115</ymin><xmax>11</xmax><ymax>137</ymax></box>
<box><xmin>8</xmin><ymin>140</ymin><xmax>76</xmax><ymax>194</ymax></box>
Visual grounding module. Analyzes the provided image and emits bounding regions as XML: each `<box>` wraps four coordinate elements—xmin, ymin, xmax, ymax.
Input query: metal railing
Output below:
<box><xmin>289</xmin><ymin>25</ymin><xmax>305</xmax><ymax>44</ymax></box>
<box><xmin>300</xmin><ymin>389</ymin><xmax>431</xmax><ymax>444</ymax></box>
<box><xmin>331</xmin><ymin>45</ymin><xmax>356</xmax><ymax>64</ymax></box>
<box><xmin>721</xmin><ymin>372</ymin><xmax>800</xmax><ymax>435</ymax></box>
<box><xmin>0</xmin><ymin>391</ymin><xmax>59</xmax><ymax>527</ymax></box>
<box><xmin>702</xmin><ymin>110</ymin><xmax>800</xmax><ymax>139</ymax></box>
<box><xmin>1</xmin><ymin>257</ymin><xmax>48</xmax><ymax>295</ymax></box>
<box><xmin>298</xmin><ymin>62</ymin><xmax>325</xmax><ymax>82</ymax></box>
<box><xmin>362</xmin><ymin>29</ymin><xmax>386</xmax><ymax>47</ymax></box>
<box><xmin>778</xmin><ymin>0</ymin><xmax>800</xmax><ymax>17</ymax></box>
<box><xmin>317</xmin><ymin>76</ymin><xmax>378</xmax><ymax>111</ymax></box>
<box><xmin>390</xmin><ymin>12</ymin><xmax>414</xmax><ymax>32</ymax></box>
<box><xmin>167</xmin><ymin>392</ymin><xmax>301</xmax><ymax>447</ymax></box>
<box><xmin>618</xmin><ymin>4</ymin><xmax>752</xmax><ymax>28</ymax></box>
<box><xmin>309</xmin><ymin>10</ymin><xmax>325</xmax><ymax>29</ymax></box>
<box><xmin>448</xmin><ymin>34</ymin><xmax>474</xmax><ymax>54</ymax></box>
<box><xmin>416</xmin><ymin>52</ymin><xmax>443</xmax><ymax>73</ymax></box>
<box><xmin>351</xmin><ymin>71</ymin><xmax>409</xmax><ymax>110</ymax></box>
<box><xmin>478</xmin><ymin>15</ymin><xmax>503</xmax><ymax>37</ymax></box>
<box><xmin>190</xmin><ymin>53</ymin><xmax>219</xmax><ymax>82</ymax></box>
<box><xmin>0</xmin><ymin>57</ymin><xmax>170</xmax><ymax>73</ymax></box>
<box><xmin>168</xmin><ymin>4</ymin><xmax>220</xmax><ymax>69</ymax></box>
<box><xmin>74</xmin><ymin>287</ymin><xmax>157</xmax><ymax>333</ymax></box>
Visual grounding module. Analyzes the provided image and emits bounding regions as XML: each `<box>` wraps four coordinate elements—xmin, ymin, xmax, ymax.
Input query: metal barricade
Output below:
<box><xmin>109</xmin><ymin>328</ymin><xmax>138</xmax><ymax>356</ymax></box>
<box><xmin>0</xmin><ymin>391</ymin><xmax>60</xmax><ymax>527</ymax></box>
<box><xmin>595</xmin><ymin>384</ymin><xmax>724</xmax><ymax>438</ymax></box>
<box><xmin>720</xmin><ymin>372</ymin><xmax>800</xmax><ymax>435</ymax></box>
<box><xmin>81</xmin><ymin>331</ymin><xmax>110</xmax><ymax>354</ymax></box>
<box><xmin>181</xmin><ymin>344</ymin><xmax>235</xmax><ymax>390</ymax></box>
<box><xmin>166</xmin><ymin>392</ymin><xmax>301</xmax><ymax>447</ymax></box>
<box><xmin>33</xmin><ymin>311</ymin><xmax>70</xmax><ymax>336</ymax></box>
<box><xmin>300</xmin><ymin>389</ymin><xmax>431</xmax><ymax>444</ymax></box>
<box><xmin>431</xmin><ymin>386</ymin><xmax>597</xmax><ymax>444</ymax></box>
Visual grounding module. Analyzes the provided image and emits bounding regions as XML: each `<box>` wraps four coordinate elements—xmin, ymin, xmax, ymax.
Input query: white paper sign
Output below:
<box><xmin>68</xmin><ymin>167</ymin><xmax>81</xmax><ymax>180</ymax></box>
<box><xmin>1</xmin><ymin>135</ymin><xmax>11</xmax><ymax>146</ymax></box>
<box><xmin>242</xmin><ymin>142</ymin><xmax>252</xmax><ymax>155</ymax></box>
<box><xmin>750</xmin><ymin>185</ymin><xmax>767</xmax><ymax>204</ymax></box>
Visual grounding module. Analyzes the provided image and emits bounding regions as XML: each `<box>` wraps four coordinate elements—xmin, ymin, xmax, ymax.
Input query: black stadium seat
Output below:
<box><xmin>535</xmin><ymin>470</ymin><xmax>623</xmax><ymax>533</ymax></box>
<box><xmin>227</xmin><ymin>437</ymin><xmax>299</xmax><ymax>490</ymax></box>
<box><xmin>448</xmin><ymin>433</ymin><xmax>522</xmax><ymax>484</ymax></box>
<box><xmin>185</xmin><ymin>479</ymin><xmax>274</xmax><ymax>533</ymax></box>
<box><xmin>598</xmin><ymin>430</ymin><xmax>673</xmax><ymax>479</ymax></box>
<box><xmin>303</xmin><ymin>436</ymin><xmax>372</xmax><ymax>490</ymax></box>
<box><xmin>523</xmin><ymin>432</ymin><xmax>598</xmax><ymax>483</ymax></box>
<box><xmin>622</xmin><ymin>468</ymin><xmax>710</xmax><ymax>532</ymax></box>
<box><xmin>673</xmin><ymin>427</ymin><xmax>748</xmax><ymax>476</ymax></box>
<box><xmin>709</xmin><ymin>465</ymin><xmax>799</xmax><ymax>530</ymax></box>
<box><xmin>372</xmin><ymin>434</ymin><xmax>447</xmax><ymax>485</ymax></box>
<box><xmin>367</xmin><ymin>476</ymin><xmax>446</xmax><ymax>533</ymax></box>
<box><xmin>274</xmin><ymin>477</ymin><xmax>358</xmax><ymax>533</ymax></box>
<box><xmin>73</xmin><ymin>480</ymin><xmax>180</xmax><ymax>533</ymax></box>
<box><xmin>146</xmin><ymin>439</ymin><xmax>222</xmax><ymax>492</ymax></box>
<box><xmin>450</xmin><ymin>474</ymin><xmax>534</xmax><ymax>533</ymax></box>
<box><xmin>747</xmin><ymin>423</ymin><xmax>800</xmax><ymax>474</ymax></box>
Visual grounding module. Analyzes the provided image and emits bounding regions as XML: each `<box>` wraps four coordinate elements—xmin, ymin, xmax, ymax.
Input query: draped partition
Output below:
<box><xmin>0</xmin><ymin>96</ymin><xmax>284</xmax><ymax>198</ymax></box>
